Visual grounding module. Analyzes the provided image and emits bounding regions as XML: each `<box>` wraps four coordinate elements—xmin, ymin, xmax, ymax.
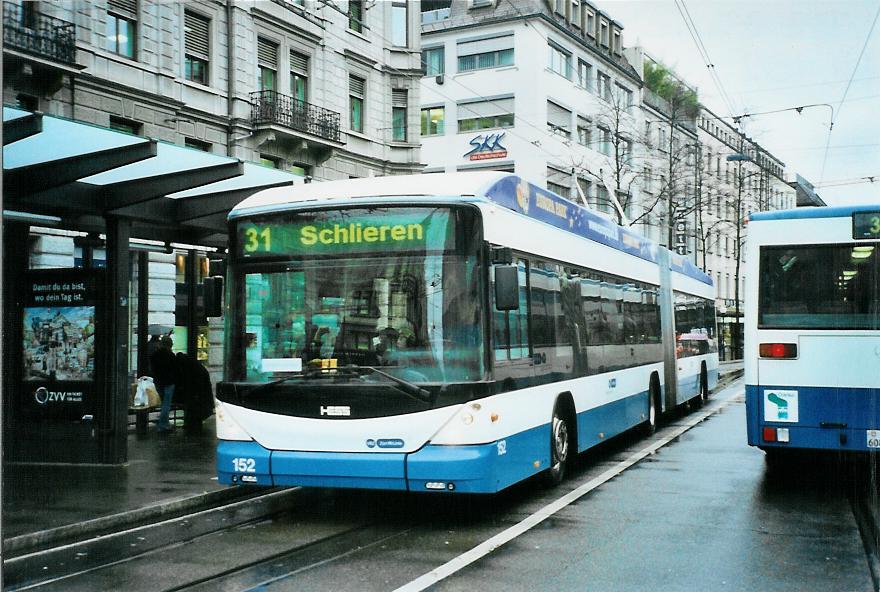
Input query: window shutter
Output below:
<box><xmin>547</xmin><ymin>101</ymin><xmax>570</xmax><ymax>129</ymax></box>
<box><xmin>257</xmin><ymin>38</ymin><xmax>278</xmax><ymax>68</ymax></box>
<box><xmin>108</xmin><ymin>0</ymin><xmax>137</xmax><ymax>17</ymax></box>
<box><xmin>290</xmin><ymin>51</ymin><xmax>309</xmax><ymax>75</ymax></box>
<box><xmin>185</xmin><ymin>12</ymin><xmax>209</xmax><ymax>58</ymax></box>
<box><xmin>392</xmin><ymin>89</ymin><xmax>407</xmax><ymax>107</ymax></box>
<box><xmin>349</xmin><ymin>75</ymin><xmax>365</xmax><ymax>97</ymax></box>
<box><xmin>458</xmin><ymin>97</ymin><xmax>513</xmax><ymax>119</ymax></box>
<box><xmin>456</xmin><ymin>33</ymin><xmax>513</xmax><ymax>56</ymax></box>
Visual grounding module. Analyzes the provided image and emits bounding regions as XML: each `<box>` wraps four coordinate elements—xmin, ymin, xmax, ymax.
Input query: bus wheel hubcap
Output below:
<box><xmin>552</xmin><ymin>416</ymin><xmax>568</xmax><ymax>467</ymax></box>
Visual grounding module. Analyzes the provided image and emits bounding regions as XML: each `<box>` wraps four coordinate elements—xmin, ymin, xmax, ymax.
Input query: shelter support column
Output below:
<box><xmin>3</xmin><ymin>222</ymin><xmax>30</xmax><ymax>448</ymax></box>
<box><xmin>104</xmin><ymin>216</ymin><xmax>130</xmax><ymax>464</ymax></box>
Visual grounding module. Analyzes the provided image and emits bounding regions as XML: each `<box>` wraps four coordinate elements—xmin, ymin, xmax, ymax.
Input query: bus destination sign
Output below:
<box><xmin>238</xmin><ymin>210</ymin><xmax>452</xmax><ymax>257</ymax></box>
<box><xmin>852</xmin><ymin>211</ymin><xmax>880</xmax><ymax>240</ymax></box>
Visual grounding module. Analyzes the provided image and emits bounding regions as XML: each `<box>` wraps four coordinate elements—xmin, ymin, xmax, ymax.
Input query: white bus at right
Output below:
<box><xmin>745</xmin><ymin>205</ymin><xmax>880</xmax><ymax>460</ymax></box>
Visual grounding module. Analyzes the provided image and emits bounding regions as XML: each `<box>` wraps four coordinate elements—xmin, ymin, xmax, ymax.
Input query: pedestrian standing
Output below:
<box><xmin>150</xmin><ymin>335</ymin><xmax>178</xmax><ymax>432</ymax></box>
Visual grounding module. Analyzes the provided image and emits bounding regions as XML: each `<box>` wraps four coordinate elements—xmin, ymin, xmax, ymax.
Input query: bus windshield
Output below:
<box><xmin>234</xmin><ymin>206</ymin><xmax>484</xmax><ymax>384</ymax></box>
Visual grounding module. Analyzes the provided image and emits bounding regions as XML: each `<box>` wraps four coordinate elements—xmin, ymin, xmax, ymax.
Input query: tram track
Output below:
<box><xmin>5</xmin><ymin>488</ymin><xmax>308</xmax><ymax>591</ymax></box>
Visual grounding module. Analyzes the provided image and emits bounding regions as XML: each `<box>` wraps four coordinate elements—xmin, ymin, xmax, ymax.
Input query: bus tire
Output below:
<box><xmin>641</xmin><ymin>376</ymin><xmax>660</xmax><ymax>436</ymax></box>
<box><xmin>542</xmin><ymin>402</ymin><xmax>572</xmax><ymax>487</ymax></box>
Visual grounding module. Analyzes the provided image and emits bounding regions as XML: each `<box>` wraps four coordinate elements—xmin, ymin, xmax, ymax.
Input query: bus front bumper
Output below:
<box><xmin>218</xmin><ymin>430</ymin><xmax>545</xmax><ymax>494</ymax></box>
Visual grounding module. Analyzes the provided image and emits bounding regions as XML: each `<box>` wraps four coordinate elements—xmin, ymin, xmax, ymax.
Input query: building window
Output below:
<box><xmin>349</xmin><ymin>74</ymin><xmax>365</xmax><ymax>132</ymax></box>
<box><xmin>106</xmin><ymin>0</ymin><xmax>137</xmax><ymax>59</ymax></box>
<box><xmin>612</xmin><ymin>29</ymin><xmax>621</xmax><ymax>54</ymax></box>
<box><xmin>392</xmin><ymin>88</ymin><xmax>407</xmax><ymax>141</ymax></box>
<box><xmin>109</xmin><ymin>116</ymin><xmax>142</xmax><ymax>135</ymax></box>
<box><xmin>595</xmin><ymin>185</ymin><xmax>611</xmax><ymax>213</ymax></box>
<box><xmin>184</xmin><ymin>11</ymin><xmax>210</xmax><ymax>85</ymax></box>
<box><xmin>290</xmin><ymin>51</ymin><xmax>309</xmax><ymax>103</ymax></box>
<box><xmin>391</xmin><ymin>0</ymin><xmax>408</xmax><ymax>47</ymax></box>
<box><xmin>458</xmin><ymin>97</ymin><xmax>514</xmax><ymax>132</ymax></box>
<box><xmin>599</xmin><ymin>127</ymin><xmax>612</xmax><ymax>156</ymax></box>
<box><xmin>597</xmin><ymin>72</ymin><xmax>611</xmax><ymax>101</ymax></box>
<box><xmin>599</xmin><ymin>19</ymin><xmax>609</xmax><ymax>46</ymax></box>
<box><xmin>289</xmin><ymin>162</ymin><xmax>311</xmax><ymax>177</ymax></box>
<box><xmin>577</xmin><ymin>59</ymin><xmax>592</xmax><ymax>91</ymax></box>
<box><xmin>547</xmin><ymin>41</ymin><xmax>571</xmax><ymax>79</ymax></box>
<box><xmin>260</xmin><ymin>154</ymin><xmax>283</xmax><ymax>168</ymax></box>
<box><xmin>457</xmin><ymin>34</ymin><xmax>514</xmax><ymax>72</ymax></box>
<box><xmin>185</xmin><ymin>138</ymin><xmax>211</xmax><ymax>152</ymax></box>
<box><xmin>584</xmin><ymin>8</ymin><xmax>595</xmax><ymax>36</ymax></box>
<box><xmin>349</xmin><ymin>0</ymin><xmax>364</xmax><ymax>33</ymax></box>
<box><xmin>576</xmin><ymin>116</ymin><xmax>591</xmax><ymax>146</ymax></box>
<box><xmin>616</xmin><ymin>84</ymin><xmax>633</xmax><ymax>107</ymax></box>
<box><xmin>422</xmin><ymin>46</ymin><xmax>444</xmax><ymax>76</ymax></box>
<box><xmin>644</xmin><ymin>166</ymin><xmax>653</xmax><ymax>192</ymax></box>
<box><xmin>547</xmin><ymin>100</ymin><xmax>571</xmax><ymax>138</ymax></box>
<box><xmin>576</xmin><ymin>177</ymin><xmax>591</xmax><ymax>202</ymax></box>
<box><xmin>421</xmin><ymin>106</ymin><xmax>445</xmax><ymax>136</ymax></box>
<box><xmin>257</xmin><ymin>37</ymin><xmax>278</xmax><ymax>91</ymax></box>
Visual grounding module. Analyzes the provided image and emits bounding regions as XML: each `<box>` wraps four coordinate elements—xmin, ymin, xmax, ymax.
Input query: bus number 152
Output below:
<box><xmin>232</xmin><ymin>457</ymin><xmax>256</xmax><ymax>473</ymax></box>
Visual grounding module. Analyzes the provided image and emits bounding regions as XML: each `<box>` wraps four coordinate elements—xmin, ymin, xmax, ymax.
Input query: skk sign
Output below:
<box><xmin>463</xmin><ymin>133</ymin><xmax>508</xmax><ymax>161</ymax></box>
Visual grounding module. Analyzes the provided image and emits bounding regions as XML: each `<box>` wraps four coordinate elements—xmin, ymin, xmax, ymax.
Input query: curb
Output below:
<box><xmin>3</xmin><ymin>485</ymin><xmax>272</xmax><ymax>557</ymax></box>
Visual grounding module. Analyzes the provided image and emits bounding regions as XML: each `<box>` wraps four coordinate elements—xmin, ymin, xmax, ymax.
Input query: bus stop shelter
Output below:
<box><xmin>3</xmin><ymin>107</ymin><xmax>301</xmax><ymax>464</ymax></box>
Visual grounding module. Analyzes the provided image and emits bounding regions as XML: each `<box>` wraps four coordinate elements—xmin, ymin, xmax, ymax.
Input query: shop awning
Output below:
<box><xmin>2</xmin><ymin>107</ymin><xmax>301</xmax><ymax>247</ymax></box>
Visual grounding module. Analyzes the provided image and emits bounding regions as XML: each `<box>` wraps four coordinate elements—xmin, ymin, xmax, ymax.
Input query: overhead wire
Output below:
<box><xmin>819</xmin><ymin>1</ymin><xmax>880</xmax><ymax>182</ymax></box>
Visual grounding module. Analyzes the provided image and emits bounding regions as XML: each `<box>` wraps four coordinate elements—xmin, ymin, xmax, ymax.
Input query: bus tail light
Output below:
<box><xmin>763</xmin><ymin>427</ymin><xmax>790</xmax><ymax>443</ymax></box>
<box><xmin>759</xmin><ymin>343</ymin><xmax>798</xmax><ymax>359</ymax></box>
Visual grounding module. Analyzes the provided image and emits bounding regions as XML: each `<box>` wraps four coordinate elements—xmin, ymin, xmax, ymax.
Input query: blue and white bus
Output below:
<box><xmin>216</xmin><ymin>173</ymin><xmax>718</xmax><ymax>493</ymax></box>
<box><xmin>745</xmin><ymin>205</ymin><xmax>880</xmax><ymax>459</ymax></box>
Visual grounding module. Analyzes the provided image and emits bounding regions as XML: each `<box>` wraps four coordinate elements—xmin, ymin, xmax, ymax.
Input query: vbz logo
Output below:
<box><xmin>320</xmin><ymin>405</ymin><xmax>351</xmax><ymax>417</ymax></box>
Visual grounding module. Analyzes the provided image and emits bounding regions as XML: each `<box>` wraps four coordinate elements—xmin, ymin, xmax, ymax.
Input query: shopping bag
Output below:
<box><xmin>135</xmin><ymin>376</ymin><xmax>160</xmax><ymax>408</ymax></box>
<box><xmin>131</xmin><ymin>376</ymin><xmax>153</xmax><ymax>407</ymax></box>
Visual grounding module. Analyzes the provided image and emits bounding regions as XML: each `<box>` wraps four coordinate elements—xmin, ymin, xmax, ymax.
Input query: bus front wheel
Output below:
<box><xmin>543</xmin><ymin>406</ymin><xmax>571</xmax><ymax>487</ymax></box>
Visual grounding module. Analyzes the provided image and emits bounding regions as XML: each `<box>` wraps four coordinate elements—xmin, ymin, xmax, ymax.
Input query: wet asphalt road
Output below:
<box><xmin>19</xmin><ymin>381</ymin><xmax>877</xmax><ymax>592</ymax></box>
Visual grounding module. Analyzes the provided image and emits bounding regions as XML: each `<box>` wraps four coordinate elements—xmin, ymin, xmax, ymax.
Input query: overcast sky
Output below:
<box><xmin>597</xmin><ymin>0</ymin><xmax>880</xmax><ymax>206</ymax></box>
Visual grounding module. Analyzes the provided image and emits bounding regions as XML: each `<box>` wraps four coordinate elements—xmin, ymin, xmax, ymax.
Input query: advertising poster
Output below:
<box><xmin>21</xmin><ymin>270</ymin><xmax>102</xmax><ymax>420</ymax></box>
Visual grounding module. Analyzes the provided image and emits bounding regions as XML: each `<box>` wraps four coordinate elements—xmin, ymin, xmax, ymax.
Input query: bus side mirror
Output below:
<box><xmin>494</xmin><ymin>266</ymin><xmax>520</xmax><ymax>311</ymax></box>
<box><xmin>204</xmin><ymin>276</ymin><xmax>224</xmax><ymax>318</ymax></box>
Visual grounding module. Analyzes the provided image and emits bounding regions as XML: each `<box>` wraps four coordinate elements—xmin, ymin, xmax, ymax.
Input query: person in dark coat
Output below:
<box><xmin>175</xmin><ymin>351</ymin><xmax>214</xmax><ymax>433</ymax></box>
<box><xmin>150</xmin><ymin>336</ymin><xmax>178</xmax><ymax>432</ymax></box>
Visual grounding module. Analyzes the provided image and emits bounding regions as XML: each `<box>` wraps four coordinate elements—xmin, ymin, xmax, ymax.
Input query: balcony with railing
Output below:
<box><xmin>3</xmin><ymin>2</ymin><xmax>76</xmax><ymax>65</ymax></box>
<box><xmin>250</xmin><ymin>90</ymin><xmax>342</xmax><ymax>145</ymax></box>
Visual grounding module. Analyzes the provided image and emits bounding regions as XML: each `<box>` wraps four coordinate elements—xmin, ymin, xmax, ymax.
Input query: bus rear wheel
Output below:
<box><xmin>641</xmin><ymin>378</ymin><xmax>660</xmax><ymax>436</ymax></box>
<box><xmin>543</xmin><ymin>406</ymin><xmax>570</xmax><ymax>487</ymax></box>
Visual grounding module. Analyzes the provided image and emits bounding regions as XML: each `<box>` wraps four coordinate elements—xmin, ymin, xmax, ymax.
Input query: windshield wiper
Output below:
<box><xmin>245</xmin><ymin>367</ymin><xmax>361</xmax><ymax>397</ymax></box>
<box><xmin>341</xmin><ymin>364</ymin><xmax>433</xmax><ymax>403</ymax></box>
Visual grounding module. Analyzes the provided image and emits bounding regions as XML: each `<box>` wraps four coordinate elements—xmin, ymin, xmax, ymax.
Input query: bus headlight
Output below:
<box><xmin>461</xmin><ymin>412</ymin><xmax>474</xmax><ymax>425</ymax></box>
<box><xmin>215</xmin><ymin>401</ymin><xmax>254</xmax><ymax>441</ymax></box>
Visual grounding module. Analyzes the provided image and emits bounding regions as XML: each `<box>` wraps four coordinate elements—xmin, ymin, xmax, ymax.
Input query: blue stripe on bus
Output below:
<box><xmin>746</xmin><ymin>384</ymin><xmax>880</xmax><ymax>451</ymax></box>
<box><xmin>576</xmin><ymin>391</ymin><xmax>650</xmax><ymax>451</ymax></box>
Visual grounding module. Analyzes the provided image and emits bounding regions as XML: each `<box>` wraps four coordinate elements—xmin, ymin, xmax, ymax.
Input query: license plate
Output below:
<box><xmin>868</xmin><ymin>430</ymin><xmax>880</xmax><ymax>449</ymax></box>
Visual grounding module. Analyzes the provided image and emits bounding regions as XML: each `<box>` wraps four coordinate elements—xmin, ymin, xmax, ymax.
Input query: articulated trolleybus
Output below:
<box><xmin>216</xmin><ymin>172</ymin><xmax>718</xmax><ymax>493</ymax></box>
<box><xmin>745</xmin><ymin>205</ymin><xmax>880</xmax><ymax>459</ymax></box>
